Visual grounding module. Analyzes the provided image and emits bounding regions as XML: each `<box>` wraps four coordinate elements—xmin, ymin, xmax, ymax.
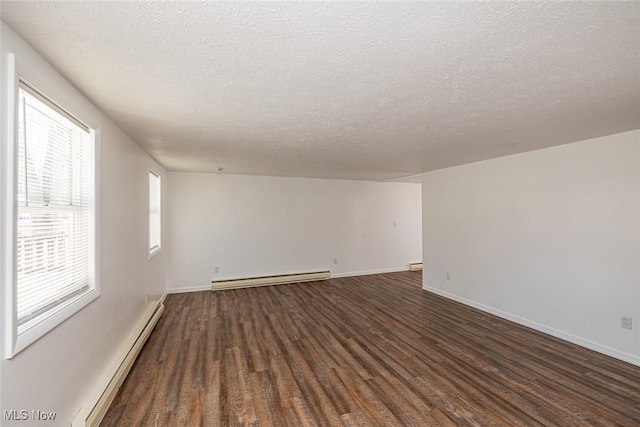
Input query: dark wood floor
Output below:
<box><xmin>102</xmin><ymin>271</ymin><xmax>640</xmax><ymax>426</ymax></box>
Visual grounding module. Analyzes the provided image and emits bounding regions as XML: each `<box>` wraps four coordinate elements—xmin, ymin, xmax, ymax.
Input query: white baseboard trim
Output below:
<box><xmin>72</xmin><ymin>301</ymin><xmax>165</xmax><ymax>426</ymax></box>
<box><xmin>331</xmin><ymin>266</ymin><xmax>410</xmax><ymax>279</ymax></box>
<box><xmin>167</xmin><ymin>267</ymin><xmax>416</xmax><ymax>295</ymax></box>
<box><xmin>166</xmin><ymin>284</ymin><xmax>211</xmax><ymax>294</ymax></box>
<box><xmin>423</xmin><ymin>285</ymin><xmax>640</xmax><ymax>367</ymax></box>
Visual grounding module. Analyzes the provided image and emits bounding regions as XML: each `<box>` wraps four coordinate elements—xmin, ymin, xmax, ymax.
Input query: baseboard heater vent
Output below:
<box><xmin>72</xmin><ymin>302</ymin><xmax>165</xmax><ymax>427</ymax></box>
<box><xmin>410</xmin><ymin>262</ymin><xmax>423</xmax><ymax>271</ymax></box>
<box><xmin>212</xmin><ymin>270</ymin><xmax>330</xmax><ymax>291</ymax></box>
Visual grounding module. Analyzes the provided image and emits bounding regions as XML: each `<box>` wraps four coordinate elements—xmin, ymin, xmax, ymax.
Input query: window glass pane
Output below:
<box><xmin>16</xmin><ymin>85</ymin><xmax>92</xmax><ymax>328</ymax></box>
<box><xmin>149</xmin><ymin>171</ymin><xmax>161</xmax><ymax>253</ymax></box>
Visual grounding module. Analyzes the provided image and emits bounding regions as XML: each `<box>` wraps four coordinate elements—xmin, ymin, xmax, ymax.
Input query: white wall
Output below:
<box><xmin>168</xmin><ymin>173</ymin><xmax>422</xmax><ymax>291</ymax></box>
<box><xmin>422</xmin><ymin>130</ymin><xmax>640</xmax><ymax>365</ymax></box>
<box><xmin>0</xmin><ymin>22</ymin><xmax>169</xmax><ymax>425</ymax></box>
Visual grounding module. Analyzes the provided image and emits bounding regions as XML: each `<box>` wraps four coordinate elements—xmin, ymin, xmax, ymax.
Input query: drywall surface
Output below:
<box><xmin>168</xmin><ymin>173</ymin><xmax>422</xmax><ymax>291</ymax></box>
<box><xmin>422</xmin><ymin>130</ymin><xmax>640</xmax><ymax>365</ymax></box>
<box><xmin>0</xmin><ymin>22</ymin><xmax>169</xmax><ymax>425</ymax></box>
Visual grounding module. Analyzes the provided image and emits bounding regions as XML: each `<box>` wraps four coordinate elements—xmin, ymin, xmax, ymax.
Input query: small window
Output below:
<box><xmin>149</xmin><ymin>170</ymin><xmax>161</xmax><ymax>257</ymax></box>
<box><xmin>12</xmin><ymin>80</ymin><xmax>97</xmax><ymax>353</ymax></box>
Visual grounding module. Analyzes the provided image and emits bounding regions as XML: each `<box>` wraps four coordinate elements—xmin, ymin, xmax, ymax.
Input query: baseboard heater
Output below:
<box><xmin>72</xmin><ymin>301</ymin><xmax>165</xmax><ymax>427</ymax></box>
<box><xmin>212</xmin><ymin>270</ymin><xmax>330</xmax><ymax>291</ymax></box>
<box><xmin>410</xmin><ymin>262</ymin><xmax>423</xmax><ymax>271</ymax></box>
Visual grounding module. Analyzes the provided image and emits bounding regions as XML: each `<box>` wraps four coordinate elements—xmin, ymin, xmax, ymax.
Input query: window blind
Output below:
<box><xmin>16</xmin><ymin>83</ymin><xmax>92</xmax><ymax>329</ymax></box>
<box><xmin>149</xmin><ymin>171</ymin><xmax>161</xmax><ymax>253</ymax></box>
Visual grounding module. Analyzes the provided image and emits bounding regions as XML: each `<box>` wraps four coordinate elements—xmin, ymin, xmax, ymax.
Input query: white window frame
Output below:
<box><xmin>148</xmin><ymin>170</ymin><xmax>161</xmax><ymax>259</ymax></box>
<box><xmin>2</xmin><ymin>54</ymin><xmax>101</xmax><ymax>358</ymax></box>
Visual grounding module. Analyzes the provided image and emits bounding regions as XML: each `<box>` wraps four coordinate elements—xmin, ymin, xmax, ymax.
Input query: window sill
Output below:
<box><xmin>7</xmin><ymin>287</ymin><xmax>99</xmax><ymax>358</ymax></box>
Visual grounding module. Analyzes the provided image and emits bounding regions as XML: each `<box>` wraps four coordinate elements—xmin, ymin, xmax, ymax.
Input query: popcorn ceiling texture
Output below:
<box><xmin>1</xmin><ymin>1</ymin><xmax>639</xmax><ymax>181</ymax></box>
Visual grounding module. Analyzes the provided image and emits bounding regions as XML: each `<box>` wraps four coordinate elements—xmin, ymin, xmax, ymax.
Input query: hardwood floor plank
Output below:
<box><xmin>249</xmin><ymin>371</ymin><xmax>275</xmax><ymax>426</ymax></box>
<box><xmin>333</xmin><ymin>366</ymin><xmax>404</xmax><ymax>427</ymax></box>
<box><xmin>102</xmin><ymin>271</ymin><xmax>640</xmax><ymax>426</ymax></box>
<box><xmin>290</xmin><ymin>396</ymin><xmax>319</xmax><ymax>427</ymax></box>
<box><xmin>224</xmin><ymin>346</ymin><xmax>258</xmax><ymax>425</ymax></box>
<box><xmin>296</xmin><ymin>338</ymin><xmax>359</xmax><ymax>414</ymax></box>
<box><xmin>411</xmin><ymin>375</ymin><xmax>487</xmax><ymax>426</ymax></box>
<box><xmin>366</xmin><ymin>374</ymin><xmax>436</xmax><ymax>426</ymax></box>
<box><xmin>429</xmin><ymin>407</ymin><xmax>463</xmax><ymax>427</ymax></box>
<box><xmin>202</xmin><ymin>360</ymin><xmax>221</xmax><ymax>427</ymax></box>
<box><xmin>339</xmin><ymin>411</ymin><xmax>371</xmax><ymax>427</ymax></box>
<box><xmin>281</xmin><ymin>339</ymin><xmax>344</xmax><ymax>426</ymax></box>
<box><xmin>242</xmin><ymin>320</ymin><xmax>268</xmax><ymax>373</ymax></box>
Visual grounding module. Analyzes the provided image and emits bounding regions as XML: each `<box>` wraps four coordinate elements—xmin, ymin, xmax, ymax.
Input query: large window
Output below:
<box><xmin>149</xmin><ymin>170</ymin><xmax>161</xmax><ymax>257</ymax></box>
<box><xmin>9</xmin><ymin>80</ymin><xmax>98</xmax><ymax>355</ymax></box>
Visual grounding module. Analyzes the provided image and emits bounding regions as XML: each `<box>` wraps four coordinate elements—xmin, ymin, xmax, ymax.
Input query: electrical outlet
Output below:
<box><xmin>621</xmin><ymin>316</ymin><xmax>633</xmax><ymax>330</ymax></box>
<box><xmin>446</xmin><ymin>272</ymin><xmax>450</xmax><ymax>280</ymax></box>
<box><xmin>393</xmin><ymin>221</ymin><xmax>397</xmax><ymax>227</ymax></box>
<box><xmin>333</xmin><ymin>258</ymin><xmax>338</xmax><ymax>265</ymax></box>
<box><xmin>214</xmin><ymin>267</ymin><xmax>219</xmax><ymax>274</ymax></box>
<box><xmin>145</xmin><ymin>293</ymin><xmax>150</xmax><ymax>303</ymax></box>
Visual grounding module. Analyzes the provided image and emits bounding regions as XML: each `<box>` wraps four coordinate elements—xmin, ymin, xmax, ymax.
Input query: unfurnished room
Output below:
<box><xmin>0</xmin><ymin>1</ymin><xmax>639</xmax><ymax>426</ymax></box>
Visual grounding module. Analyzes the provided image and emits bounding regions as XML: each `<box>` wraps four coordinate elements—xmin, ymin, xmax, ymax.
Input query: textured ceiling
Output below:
<box><xmin>1</xmin><ymin>1</ymin><xmax>639</xmax><ymax>181</ymax></box>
